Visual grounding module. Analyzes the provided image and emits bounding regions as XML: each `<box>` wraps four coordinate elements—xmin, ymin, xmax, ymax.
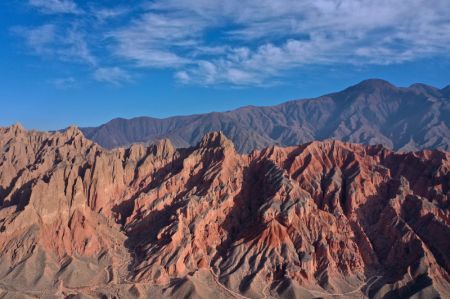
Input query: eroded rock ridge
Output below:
<box><xmin>0</xmin><ymin>125</ymin><xmax>448</xmax><ymax>298</ymax></box>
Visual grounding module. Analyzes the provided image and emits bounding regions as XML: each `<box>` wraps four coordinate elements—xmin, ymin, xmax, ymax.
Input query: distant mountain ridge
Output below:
<box><xmin>81</xmin><ymin>79</ymin><xmax>450</xmax><ymax>152</ymax></box>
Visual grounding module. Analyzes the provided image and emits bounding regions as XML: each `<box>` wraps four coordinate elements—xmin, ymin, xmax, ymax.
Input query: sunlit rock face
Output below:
<box><xmin>0</xmin><ymin>125</ymin><xmax>449</xmax><ymax>298</ymax></box>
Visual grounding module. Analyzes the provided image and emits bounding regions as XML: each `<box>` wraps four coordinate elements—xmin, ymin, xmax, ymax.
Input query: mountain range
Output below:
<box><xmin>0</xmin><ymin>124</ymin><xmax>448</xmax><ymax>298</ymax></box>
<box><xmin>81</xmin><ymin>79</ymin><xmax>450</xmax><ymax>153</ymax></box>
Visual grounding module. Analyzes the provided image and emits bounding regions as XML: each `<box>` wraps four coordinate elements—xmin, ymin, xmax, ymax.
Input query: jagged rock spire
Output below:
<box><xmin>197</xmin><ymin>131</ymin><xmax>234</xmax><ymax>150</ymax></box>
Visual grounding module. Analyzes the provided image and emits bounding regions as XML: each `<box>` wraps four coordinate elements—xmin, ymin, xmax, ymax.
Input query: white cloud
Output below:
<box><xmin>12</xmin><ymin>24</ymin><xmax>56</xmax><ymax>56</ymax></box>
<box><xmin>109</xmin><ymin>13</ymin><xmax>203</xmax><ymax>68</ymax></box>
<box><xmin>29</xmin><ymin>0</ymin><xmax>83</xmax><ymax>14</ymax></box>
<box><xmin>174</xmin><ymin>71</ymin><xmax>190</xmax><ymax>83</ymax></box>
<box><xmin>93</xmin><ymin>67</ymin><xmax>131</xmax><ymax>85</ymax></box>
<box><xmin>93</xmin><ymin>7</ymin><xmax>130</xmax><ymax>22</ymax></box>
<box><xmin>63</xmin><ymin>29</ymin><xmax>96</xmax><ymax>66</ymax></box>
<box><xmin>48</xmin><ymin>77</ymin><xmax>77</xmax><ymax>89</ymax></box>
<box><xmin>175</xmin><ymin>37</ymin><xmax>339</xmax><ymax>86</ymax></box>
<box><xmin>14</xmin><ymin>0</ymin><xmax>450</xmax><ymax>86</ymax></box>
<box><xmin>13</xmin><ymin>24</ymin><xmax>96</xmax><ymax>66</ymax></box>
<box><xmin>112</xmin><ymin>0</ymin><xmax>450</xmax><ymax>85</ymax></box>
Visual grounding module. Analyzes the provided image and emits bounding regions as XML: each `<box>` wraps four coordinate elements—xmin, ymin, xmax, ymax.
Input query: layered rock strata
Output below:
<box><xmin>0</xmin><ymin>124</ymin><xmax>448</xmax><ymax>298</ymax></box>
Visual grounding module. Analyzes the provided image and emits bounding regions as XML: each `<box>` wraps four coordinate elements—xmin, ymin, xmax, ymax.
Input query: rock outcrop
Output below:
<box><xmin>0</xmin><ymin>125</ymin><xmax>449</xmax><ymax>298</ymax></box>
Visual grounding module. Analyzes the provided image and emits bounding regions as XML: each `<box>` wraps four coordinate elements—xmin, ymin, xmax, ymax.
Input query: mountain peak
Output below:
<box><xmin>409</xmin><ymin>83</ymin><xmax>441</xmax><ymax>97</ymax></box>
<box><xmin>63</xmin><ymin>125</ymin><xmax>84</xmax><ymax>138</ymax></box>
<box><xmin>1</xmin><ymin>123</ymin><xmax>26</xmax><ymax>137</ymax></box>
<box><xmin>152</xmin><ymin>138</ymin><xmax>175</xmax><ymax>158</ymax></box>
<box><xmin>11</xmin><ymin>122</ymin><xmax>25</xmax><ymax>135</ymax></box>
<box><xmin>197</xmin><ymin>131</ymin><xmax>234</xmax><ymax>150</ymax></box>
<box><xmin>442</xmin><ymin>84</ymin><xmax>450</xmax><ymax>96</ymax></box>
<box><xmin>80</xmin><ymin>79</ymin><xmax>450</xmax><ymax>152</ymax></box>
<box><xmin>409</xmin><ymin>83</ymin><xmax>433</xmax><ymax>88</ymax></box>
<box><xmin>349</xmin><ymin>79</ymin><xmax>396</xmax><ymax>91</ymax></box>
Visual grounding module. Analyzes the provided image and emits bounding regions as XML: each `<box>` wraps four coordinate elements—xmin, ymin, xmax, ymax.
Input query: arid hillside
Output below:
<box><xmin>82</xmin><ymin>79</ymin><xmax>450</xmax><ymax>153</ymax></box>
<box><xmin>0</xmin><ymin>124</ymin><xmax>449</xmax><ymax>298</ymax></box>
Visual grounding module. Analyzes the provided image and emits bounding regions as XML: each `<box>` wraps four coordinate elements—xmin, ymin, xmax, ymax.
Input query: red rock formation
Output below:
<box><xmin>0</xmin><ymin>124</ymin><xmax>448</xmax><ymax>298</ymax></box>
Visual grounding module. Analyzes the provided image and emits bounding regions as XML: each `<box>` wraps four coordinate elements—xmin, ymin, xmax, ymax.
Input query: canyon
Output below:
<box><xmin>0</xmin><ymin>124</ymin><xmax>449</xmax><ymax>298</ymax></box>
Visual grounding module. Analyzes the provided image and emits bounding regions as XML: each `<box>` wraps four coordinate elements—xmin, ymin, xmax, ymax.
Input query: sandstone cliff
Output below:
<box><xmin>0</xmin><ymin>124</ymin><xmax>448</xmax><ymax>298</ymax></box>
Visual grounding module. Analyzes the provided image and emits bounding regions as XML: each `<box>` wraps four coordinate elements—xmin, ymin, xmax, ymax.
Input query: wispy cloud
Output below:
<box><xmin>29</xmin><ymin>0</ymin><xmax>83</xmax><ymax>14</ymax></box>
<box><xmin>93</xmin><ymin>7</ymin><xmax>131</xmax><ymax>22</ymax></box>
<box><xmin>64</xmin><ymin>28</ymin><xmax>96</xmax><ymax>66</ymax></box>
<box><xmin>112</xmin><ymin>0</ymin><xmax>450</xmax><ymax>85</ymax></box>
<box><xmin>93</xmin><ymin>67</ymin><xmax>131</xmax><ymax>85</ymax></box>
<box><xmin>109</xmin><ymin>13</ymin><xmax>202</xmax><ymax>68</ymax></box>
<box><xmin>12</xmin><ymin>24</ymin><xmax>56</xmax><ymax>56</ymax></box>
<box><xmin>48</xmin><ymin>77</ymin><xmax>77</xmax><ymax>89</ymax></box>
<box><xmin>13</xmin><ymin>24</ymin><xmax>96</xmax><ymax>65</ymax></box>
<box><xmin>12</xmin><ymin>0</ymin><xmax>450</xmax><ymax>86</ymax></box>
<box><xmin>175</xmin><ymin>38</ymin><xmax>334</xmax><ymax>86</ymax></box>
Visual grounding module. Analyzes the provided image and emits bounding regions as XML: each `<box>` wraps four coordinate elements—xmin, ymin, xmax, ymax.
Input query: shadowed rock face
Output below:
<box><xmin>0</xmin><ymin>125</ymin><xmax>449</xmax><ymax>298</ymax></box>
<box><xmin>81</xmin><ymin>79</ymin><xmax>450</xmax><ymax>153</ymax></box>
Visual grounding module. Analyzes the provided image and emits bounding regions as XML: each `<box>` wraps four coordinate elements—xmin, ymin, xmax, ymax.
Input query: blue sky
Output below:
<box><xmin>1</xmin><ymin>0</ymin><xmax>450</xmax><ymax>130</ymax></box>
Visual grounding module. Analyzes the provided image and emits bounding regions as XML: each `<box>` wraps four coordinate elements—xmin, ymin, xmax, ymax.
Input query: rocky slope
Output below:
<box><xmin>81</xmin><ymin>79</ymin><xmax>450</xmax><ymax>153</ymax></box>
<box><xmin>0</xmin><ymin>124</ymin><xmax>449</xmax><ymax>298</ymax></box>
